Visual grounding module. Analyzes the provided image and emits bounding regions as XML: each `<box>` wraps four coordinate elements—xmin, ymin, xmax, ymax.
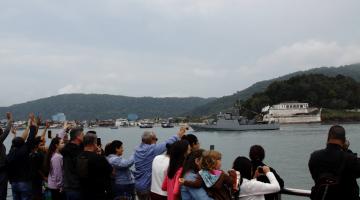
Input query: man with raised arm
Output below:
<box><xmin>7</xmin><ymin>113</ymin><xmax>37</xmax><ymax>200</ymax></box>
<box><xmin>309</xmin><ymin>125</ymin><xmax>360</xmax><ymax>200</ymax></box>
<box><xmin>0</xmin><ymin>113</ymin><xmax>13</xmax><ymax>200</ymax></box>
<box><xmin>134</xmin><ymin>127</ymin><xmax>187</xmax><ymax>200</ymax></box>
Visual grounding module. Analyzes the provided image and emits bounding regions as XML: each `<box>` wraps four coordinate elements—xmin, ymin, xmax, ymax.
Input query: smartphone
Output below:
<box><xmin>210</xmin><ymin>145</ymin><xmax>215</xmax><ymax>150</ymax></box>
<box><xmin>47</xmin><ymin>130</ymin><xmax>52</xmax><ymax>139</ymax></box>
<box><xmin>97</xmin><ymin>138</ymin><xmax>102</xmax><ymax>146</ymax></box>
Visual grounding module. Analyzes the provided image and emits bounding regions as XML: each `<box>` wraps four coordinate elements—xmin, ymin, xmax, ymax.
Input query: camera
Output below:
<box><xmin>257</xmin><ymin>166</ymin><xmax>264</xmax><ymax>173</ymax></box>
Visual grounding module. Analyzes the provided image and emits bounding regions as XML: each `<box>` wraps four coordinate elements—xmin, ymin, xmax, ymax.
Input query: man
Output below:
<box><xmin>134</xmin><ymin>127</ymin><xmax>187</xmax><ymax>200</ymax></box>
<box><xmin>0</xmin><ymin>113</ymin><xmax>13</xmax><ymax>200</ymax></box>
<box><xmin>7</xmin><ymin>114</ymin><xmax>37</xmax><ymax>200</ymax></box>
<box><xmin>77</xmin><ymin>132</ymin><xmax>112</xmax><ymax>200</ymax></box>
<box><xmin>309</xmin><ymin>125</ymin><xmax>360</xmax><ymax>200</ymax></box>
<box><xmin>61</xmin><ymin>128</ymin><xmax>84</xmax><ymax>200</ymax></box>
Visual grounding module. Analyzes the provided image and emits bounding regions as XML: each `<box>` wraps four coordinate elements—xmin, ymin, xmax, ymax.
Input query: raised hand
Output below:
<box><xmin>45</xmin><ymin>121</ymin><xmax>50</xmax><ymax>129</ymax></box>
<box><xmin>177</xmin><ymin>126</ymin><xmax>187</xmax><ymax>138</ymax></box>
<box><xmin>6</xmin><ymin>112</ymin><xmax>12</xmax><ymax>121</ymax></box>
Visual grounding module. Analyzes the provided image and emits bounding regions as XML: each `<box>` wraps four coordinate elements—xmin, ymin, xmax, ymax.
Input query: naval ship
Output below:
<box><xmin>190</xmin><ymin>112</ymin><xmax>280</xmax><ymax>132</ymax></box>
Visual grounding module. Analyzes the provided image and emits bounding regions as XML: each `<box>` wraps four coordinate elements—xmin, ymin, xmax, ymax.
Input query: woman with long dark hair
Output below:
<box><xmin>45</xmin><ymin>137</ymin><xmax>65</xmax><ymax>200</ymax></box>
<box><xmin>162</xmin><ymin>140</ymin><xmax>191</xmax><ymax>200</ymax></box>
<box><xmin>232</xmin><ymin>156</ymin><xmax>280</xmax><ymax>200</ymax></box>
<box><xmin>180</xmin><ymin>149</ymin><xmax>213</xmax><ymax>200</ymax></box>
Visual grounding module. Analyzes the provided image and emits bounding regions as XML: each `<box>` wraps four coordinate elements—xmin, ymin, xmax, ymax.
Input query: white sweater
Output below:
<box><xmin>239</xmin><ymin>172</ymin><xmax>281</xmax><ymax>200</ymax></box>
<box><xmin>150</xmin><ymin>154</ymin><xmax>169</xmax><ymax>196</ymax></box>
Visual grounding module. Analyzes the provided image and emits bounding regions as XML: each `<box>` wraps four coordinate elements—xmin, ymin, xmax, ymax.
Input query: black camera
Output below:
<box><xmin>257</xmin><ymin>166</ymin><xmax>264</xmax><ymax>173</ymax></box>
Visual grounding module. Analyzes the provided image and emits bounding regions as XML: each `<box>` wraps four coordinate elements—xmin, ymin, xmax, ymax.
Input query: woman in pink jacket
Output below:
<box><xmin>162</xmin><ymin>140</ymin><xmax>191</xmax><ymax>200</ymax></box>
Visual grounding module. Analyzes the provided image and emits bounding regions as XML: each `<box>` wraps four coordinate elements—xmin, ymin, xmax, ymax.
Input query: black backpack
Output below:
<box><xmin>310</xmin><ymin>155</ymin><xmax>346</xmax><ymax>200</ymax></box>
<box><xmin>77</xmin><ymin>154</ymin><xmax>89</xmax><ymax>179</ymax></box>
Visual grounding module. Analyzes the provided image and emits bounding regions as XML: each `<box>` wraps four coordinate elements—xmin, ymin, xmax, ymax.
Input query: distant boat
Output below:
<box><xmin>190</xmin><ymin>113</ymin><xmax>279</xmax><ymax>132</ymax></box>
<box><xmin>161</xmin><ymin>122</ymin><xmax>174</xmax><ymax>128</ymax></box>
<box><xmin>139</xmin><ymin>123</ymin><xmax>154</xmax><ymax>128</ymax></box>
<box><xmin>110</xmin><ymin>126</ymin><xmax>119</xmax><ymax>129</ymax></box>
<box><xmin>262</xmin><ymin>102</ymin><xmax>321</xmax><ymax>124</ymax></box>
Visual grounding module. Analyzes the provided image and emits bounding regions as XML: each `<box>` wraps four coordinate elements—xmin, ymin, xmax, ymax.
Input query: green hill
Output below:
<box><xmin>187</xmin><ymin>63</ymin><xmax>360</xmax><ymax>117</ymax></box>
<box><xmin>0</xmin><ymin>94</ymin><xmax>215</xmax><ymax>120</ymax></box>
<box><xmin>242</xmin><ymin>74</ymin><xmax>360</xmax><ymax>118</ymax></box>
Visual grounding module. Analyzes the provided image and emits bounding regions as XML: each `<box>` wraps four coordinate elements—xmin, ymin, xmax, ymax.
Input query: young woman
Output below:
<box><xmin>182</xmin><ymin>150</ymin><xmax>234</xmax><ymax>200</ymax></box>
<box><xmin>44</xmin><ymin>137</ymin><xmax>65</xmax><ymax>200</ymax></box>
<box><xmin>106</xmin><ymin>140</ymin><xmax>135</xmax><ymax>200</ymax></box>
<box><xmin>232</xmin><ymin>156</ymin><xmax>280</xmax><ymax>200</ymax></box>
<box><xmin>180</xmin><ymin>149</ymin><xmax>213</xmax><ymax>200</ymax></box>
<box><xmin>162</xmin><ymin>140</ymin><xmax>191</xmax><ymax>200</ymax></box>
<box><xmin>181</xmin><ymin>134</ymin><xmax>200</xmax><ymax>151</ymax></box>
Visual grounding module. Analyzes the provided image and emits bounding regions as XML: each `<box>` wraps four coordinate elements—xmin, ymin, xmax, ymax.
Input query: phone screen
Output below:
<box><xmin>97</xmin><ymin>138</ymin><xmax>101</xmax><ymax>146</ymax></box>
<box><xmin>47</xmin><ymin>130</ymin><xmax>52</xmax><ymax>139</ymax></box>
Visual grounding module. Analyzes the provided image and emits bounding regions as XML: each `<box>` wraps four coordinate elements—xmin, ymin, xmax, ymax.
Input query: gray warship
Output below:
<box><xmin>190</xmin><ymin>112</ymin><xmax>279</xmax><ymax>131</ymax></box>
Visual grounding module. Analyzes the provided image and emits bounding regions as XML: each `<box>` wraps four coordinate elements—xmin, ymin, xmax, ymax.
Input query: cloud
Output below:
<box><xmin>1</xmin><ymin>0</ymin><xmax>360</xmax><ymax>106</ymax></box>
<box><xmin>58</xmin><ymin>84</ymin><xmax>83</xmax><ymax>94</ymax></box>
<box><xmin>253</xmin><ymin>40</ymin><xmax>360</xmax><ymax>78</ymax></box>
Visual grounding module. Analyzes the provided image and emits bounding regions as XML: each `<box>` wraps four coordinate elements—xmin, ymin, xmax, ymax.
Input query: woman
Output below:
<box><xmin>232</xmin><ymin>157</ymin><xmax>280</xmax><ymax>200</ymax></box>
<box><xmin>151</xmin><ymin>143</ymin><xmax>172</xmax><ymax>200</ymax></box>
<box><xmin>106</xmin><ymin>140</ymin><xmax>135</xmax><ymax>200</ymax></box>
<box><xmin>181</xmin><ymin>134</ymin><xmax>200</xmax><ymax>151</ymax></box>
<box><xmin>44</xmin><ymin>137</ymin><xmax>65</xmax><ymax>200</ymax></box>
<box><xmin>182</xmin><ymin>150</ymin><xmax>234</xmax><ymax>200</ymax></box>
<box><xmin>162</xmin><ymin>140</ymin><xmax>191</xmax><ymax>200</ymax></box>
<box><xmin>249</xmin><ymin>145</ymin><xmax>284</xmax><ymax>200</ymax></box>
<box><xmin>180</xmin><ymin>149</ymin><xmax>213</xmax><ymax>200</ymax></box>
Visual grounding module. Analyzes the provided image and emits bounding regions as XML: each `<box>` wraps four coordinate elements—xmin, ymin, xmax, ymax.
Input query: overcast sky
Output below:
<box><xmin>1</xmin><ymin>0</ymin><xmax>360</xmax><ymax>106</ymax></box>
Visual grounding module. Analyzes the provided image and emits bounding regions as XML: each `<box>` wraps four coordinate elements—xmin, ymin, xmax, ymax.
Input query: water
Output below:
<box><xmin>3</xmin><ymin>123</ymin><xmax>360</xmax><ymax>200</ymax></box>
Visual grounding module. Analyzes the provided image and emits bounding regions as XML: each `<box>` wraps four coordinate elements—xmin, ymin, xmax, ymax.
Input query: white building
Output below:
<box><xmin>263</xmin><ymin>102</ymin><xmax>321</xmax><ymax>123</ymax></box>
<box><xmin>52</xmin><ymin>113</ymin><xmax>66</xmax><ymax>122</ymax></box>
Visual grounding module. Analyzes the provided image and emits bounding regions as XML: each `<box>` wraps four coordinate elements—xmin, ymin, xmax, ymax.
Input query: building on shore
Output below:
<box><xmin>262</xmin><ymin>102</ymin><xmax>321</xmax><ymax>124</ymax></box>
<box><xmin>52</xmin><ymin>113</ymin><xmax>66</xmax><ymax>122</ymax></box>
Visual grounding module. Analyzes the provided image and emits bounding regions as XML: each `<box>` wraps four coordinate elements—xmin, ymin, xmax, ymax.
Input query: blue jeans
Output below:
<box><xmin>113</xmin><ymin>183</ymin><xmax>135</xmax><ymax>200</ymax></box>
<box><xmin>11</xmin><ymin>181</ymin><xmax>32</xmax><ymax>200</ymax></box>
<box><xmin>65</xmin><ymin>190</ymin><xmax>82</xmax><ymax>200</ymax></box>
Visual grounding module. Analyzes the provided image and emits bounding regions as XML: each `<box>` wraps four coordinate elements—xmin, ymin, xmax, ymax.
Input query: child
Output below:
<box><xmin>181</xmin><ymin>150</ymin><xmax>238</xmax><ymax>200</ymax></box>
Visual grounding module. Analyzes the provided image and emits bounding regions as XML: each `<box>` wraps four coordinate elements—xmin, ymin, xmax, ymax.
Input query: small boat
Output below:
<box><xmin>110</xmin><ymin>126</ymin><xmax>119</xmax><ymax>129</ymax></box>
<box><xmin>161</xmin><ymin>122</ymin><xmax>174</xmax><ymax>128</ymax></box>
<box><xmin>139</xmin><ymin>123</ymin><xmax>154</xmax><ymax>128</ymax></box>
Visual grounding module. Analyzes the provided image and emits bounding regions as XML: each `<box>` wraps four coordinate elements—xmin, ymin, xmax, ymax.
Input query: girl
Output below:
<box><xmin>44</xmin><ymin>137</ymin><xmax>65</xmax><ymax>200</ymax></box>
<box><xmin>180</xmin><ymin>149</ymin><xmax>213</xmax><ymax>200</ymax></box>
<box><xmin>162</xmin><ymin>140</ymin><xmax>191</xmax><ymax>200</ymax></box>
<box><xmin>182</xmin><ymin>150</ymin><xmax>236</xmax><ymax>200</ymax></box>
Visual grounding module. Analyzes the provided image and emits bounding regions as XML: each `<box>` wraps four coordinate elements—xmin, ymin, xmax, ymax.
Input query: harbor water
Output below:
<box><xmin>3</xmin><ymin>123</ymin><xmax>360</xmax><ymax>200</ymax></box>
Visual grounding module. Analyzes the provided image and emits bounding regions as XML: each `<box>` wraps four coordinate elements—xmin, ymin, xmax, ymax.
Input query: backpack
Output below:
<box><xmin>77</xmin><ymin>154</ymin><xmax>89</xmax><ymax>179</ymax></box>
<box><xmin>310</xmin><ymin>155</ymin><xmax>346</xmax><ymax>200</ymax></box>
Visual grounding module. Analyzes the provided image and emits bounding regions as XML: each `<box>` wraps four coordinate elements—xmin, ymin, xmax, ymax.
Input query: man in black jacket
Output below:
<box><xmin>0</xmin><ymin>113</ymin><xmax>13</xmax><ymax>200</ymax></box>
<box><xmin>77</xmin><ymin>132</ymin><xmax>112</xmax><ymax>200</ymax></box>
<box><xmin>309</xmin><ymin>125</ymin><xmax>360</xmax><ymax>200</ymax></box>
<box><xmin>7</xmin><ymin>114</ymin><xmax>37</xmax><ymax>200</ymax></box>
<box><xmin>61</xmin><ymin>127</ymin><xmax>84</xmax><ymax>200</ymax></box>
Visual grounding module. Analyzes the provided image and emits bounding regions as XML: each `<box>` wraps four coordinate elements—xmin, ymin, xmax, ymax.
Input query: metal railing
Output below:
<box><xmin>281</xmin><ymin>187</ymin><xmax>311</xmax><ymax>197</ymax></box>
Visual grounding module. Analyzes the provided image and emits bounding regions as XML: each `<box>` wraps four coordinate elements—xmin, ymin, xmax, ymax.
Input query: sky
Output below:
<box><xmin>1</xmin><ymin>0</ymin><xmax>360</xmax><ymax>107</ymax></box>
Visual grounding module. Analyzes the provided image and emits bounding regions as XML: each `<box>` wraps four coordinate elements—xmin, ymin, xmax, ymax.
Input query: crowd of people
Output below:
<box><xmin>0</xmin><ymin>112</ymin><xmax>359</xmax><ymax>200</ymax></box>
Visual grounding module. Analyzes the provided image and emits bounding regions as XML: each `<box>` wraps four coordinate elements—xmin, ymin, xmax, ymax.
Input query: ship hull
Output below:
<box><xmin>190</xmin><ymin>123</ymin><xmax>280</xmax><ymax>132</ymax></box>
